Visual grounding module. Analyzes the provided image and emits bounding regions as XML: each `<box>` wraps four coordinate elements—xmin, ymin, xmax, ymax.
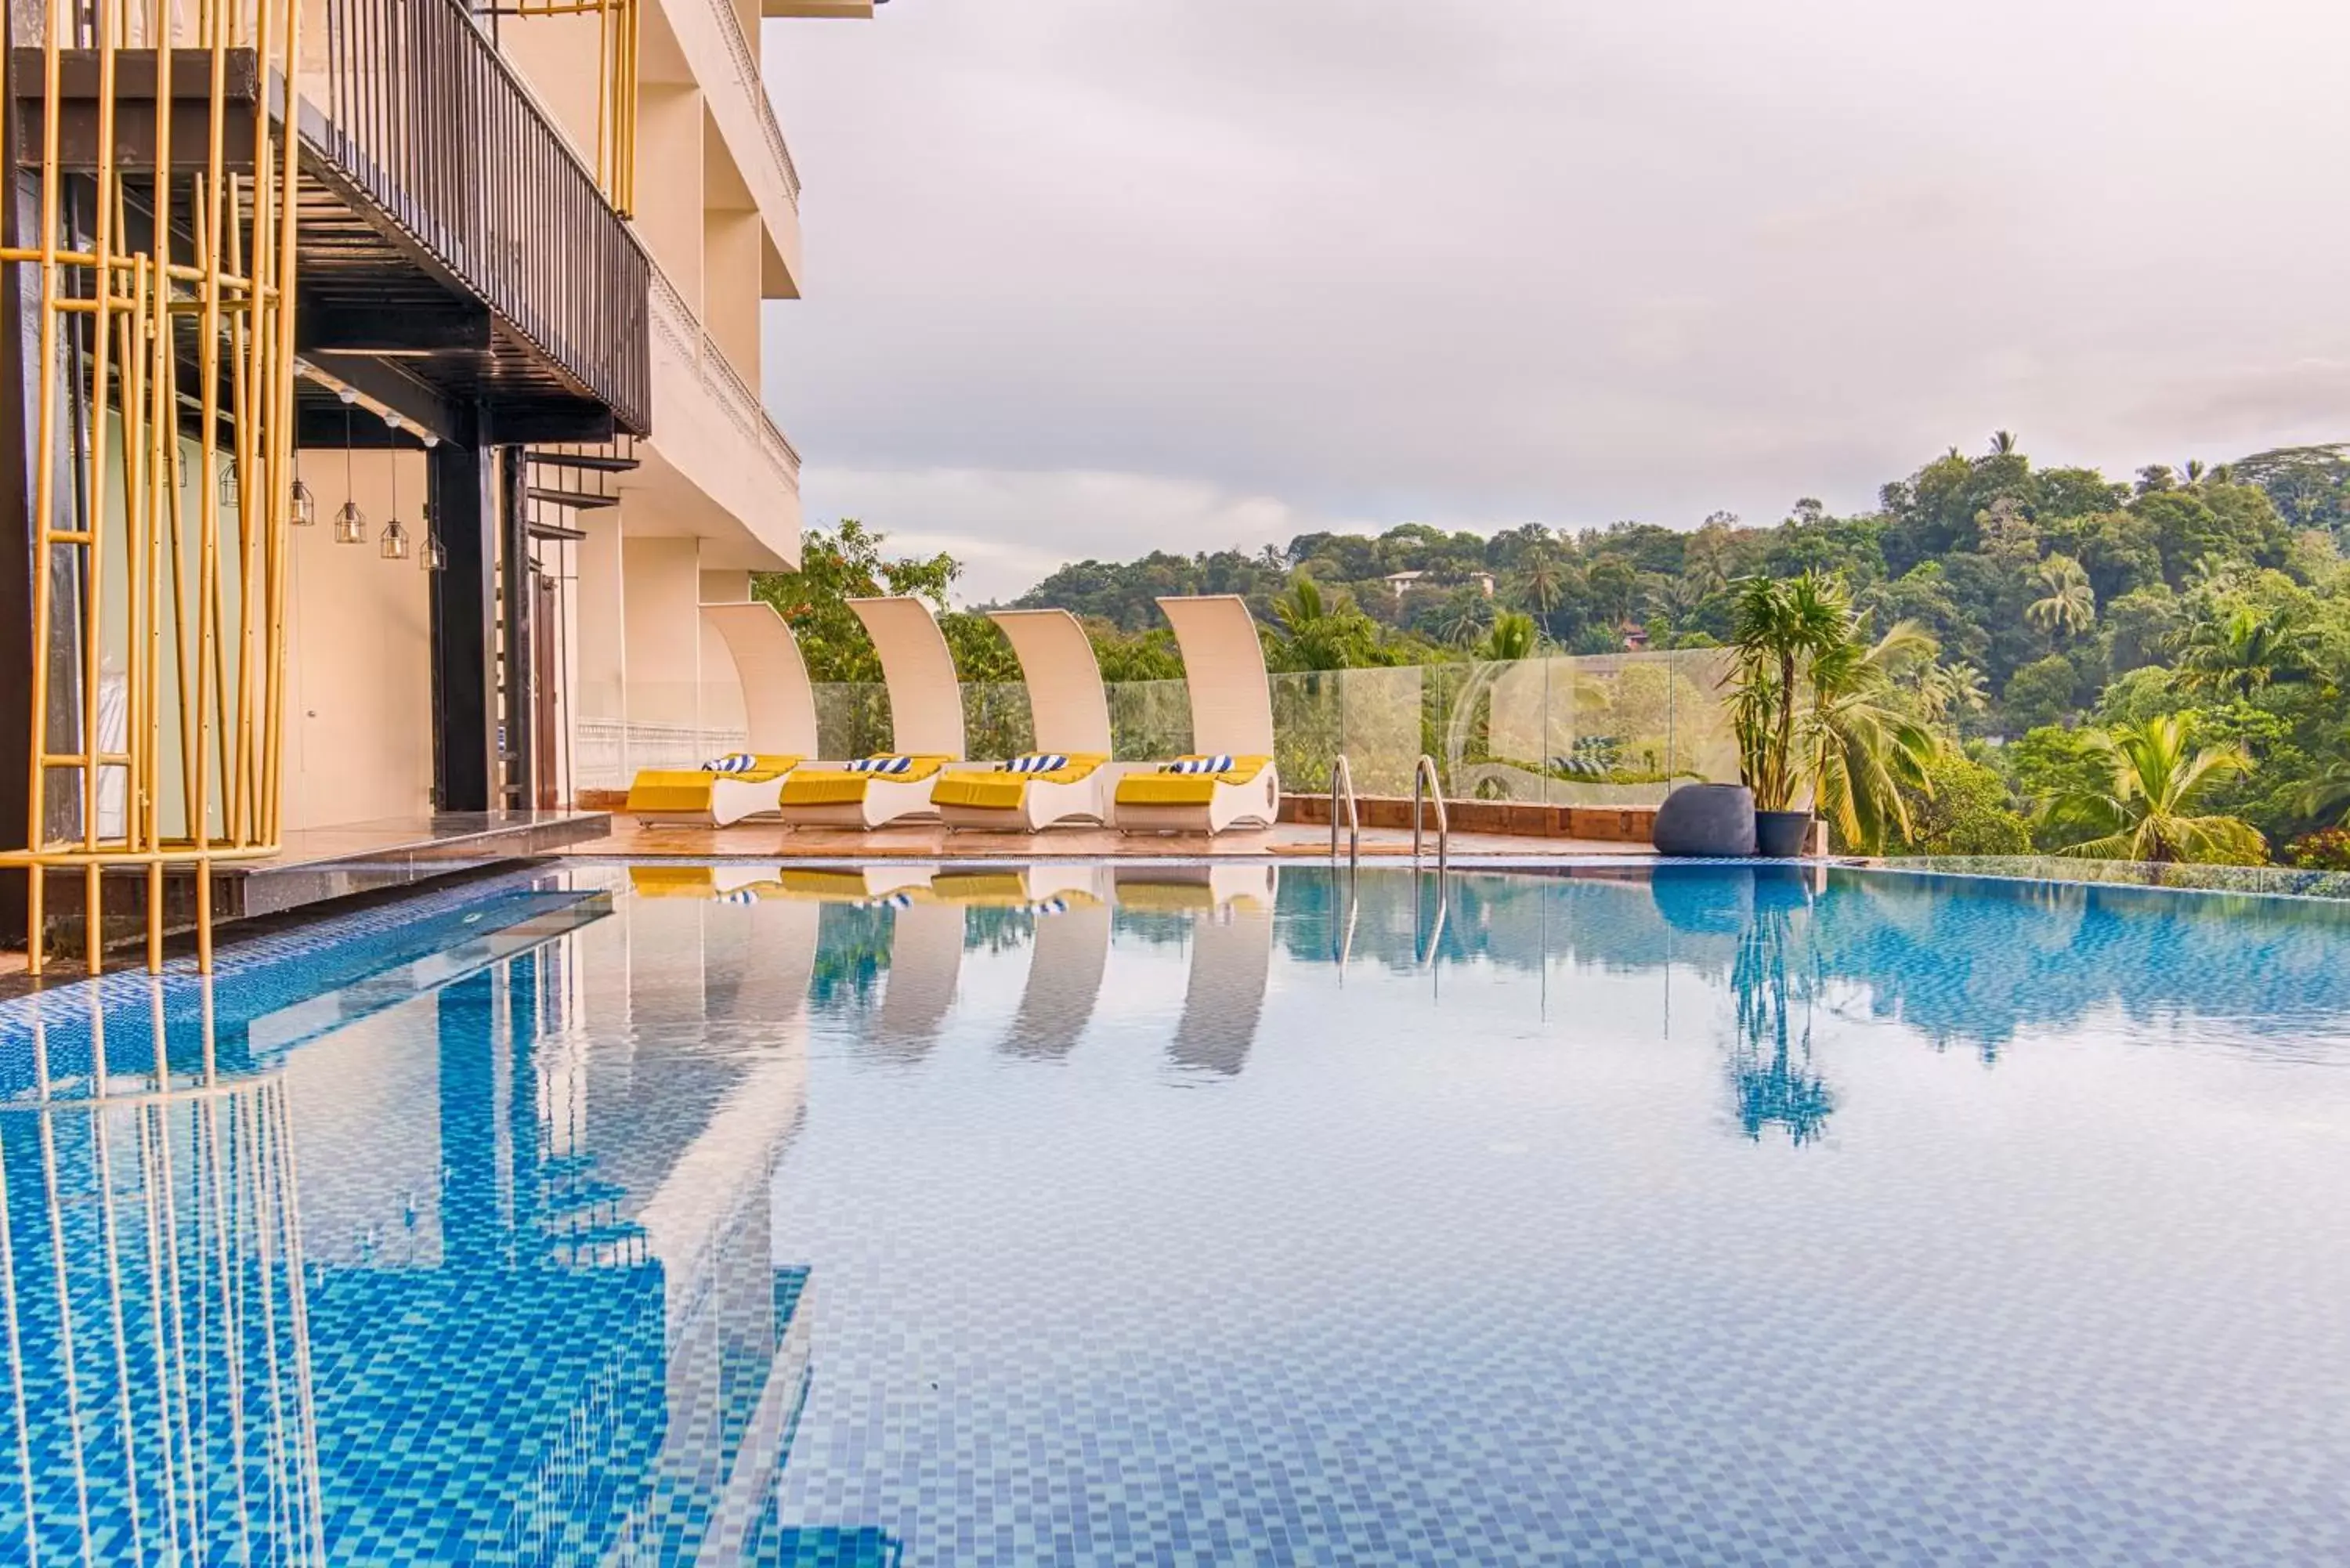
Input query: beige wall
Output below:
<box><xmin>576</xmin><ymin>511</ymin><xmax>630</xmax><ymax>723</ymax></box>
<box><xmin>284</xmin><ymin>449</ymin><xmax>436</xmax><ymax>830</ymax></box>
<box><xmin>622</xmin><ymin>535</ymin><xmax>705</xmax><ymax>728</ymax></box>
<box><xmin>637</xmin><ymin>84</ymin><xmax>707</xmax><ymax>304</ymax></box>
<box><xmin>703</xmin><ymin>204</ymin><xmax>764</xmax><ymax>378</ymax></box>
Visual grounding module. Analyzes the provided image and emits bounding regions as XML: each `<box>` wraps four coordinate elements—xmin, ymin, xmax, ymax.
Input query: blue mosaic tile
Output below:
<box><xmin>0</xmin><ymin>862</ymin><xmax>2346</xmax><ymax>1563</ymax></box>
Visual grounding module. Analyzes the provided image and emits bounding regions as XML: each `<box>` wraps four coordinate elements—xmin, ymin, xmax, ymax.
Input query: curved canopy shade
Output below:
<box><xmin>989</xmin><ymin>609</ymin><xmax>1112</xmax><ymax>757</ymax></box>
<box><xmin>849</xmin><ymin>596</ymin><xmax>967</xmax><ymax>757</ymax></box>
<box><xmin>702</xmin><ymin>602</ymin><xmax>819</xmax><ymax>757</ymax></box>
<box><xmin>1158</xmin><ymin>594</ymin><xmax>1274</xmax><ymax>757</ymax></box>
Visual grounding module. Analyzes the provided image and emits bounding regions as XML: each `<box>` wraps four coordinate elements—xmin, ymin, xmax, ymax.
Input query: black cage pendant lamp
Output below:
<box><xmin>333</xmin><ymin>396</ymin><xmax>367</xmax><ymax>545</ymax></box>
<box><xmin>379</xmin><ymin>416</ymin><xmax>410</xmax><ymax>562</ymax></box>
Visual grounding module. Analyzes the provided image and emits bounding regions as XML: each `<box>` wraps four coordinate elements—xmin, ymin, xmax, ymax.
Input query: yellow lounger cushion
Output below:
<box><xmin>628</xmin><ymin>865</ymin><xmax>721</xmax><ymax>897</ymax></box>
<box><xmin>779</xmin><ymin>755</ymin><xmax>954</xmax><ymax>807</ymax></box>
<box><xmin>933</xmin><ymin>754</ymin><xmax>1108</xmax><ymax>811</ymax></box>
<box><xmin>1114</xmin><ymin>755</ymin><xmax>1271</xmax><ymax>806</ymax></box>
<box><xmin>626</xmin><ymin>755</ymin><xmax>802</xmax><ymax>812</ymax></box>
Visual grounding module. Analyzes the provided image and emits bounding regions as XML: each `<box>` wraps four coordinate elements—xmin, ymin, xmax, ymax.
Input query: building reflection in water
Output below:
<box><xmin>1</xmin><ymin>986</ymin><xmax>327</xmax><ymax>1564</ymax></box>
<box><xmin>0</xmin><ymin>879</ymin><xmax>898</xmax><ymax>1564</ymax></box>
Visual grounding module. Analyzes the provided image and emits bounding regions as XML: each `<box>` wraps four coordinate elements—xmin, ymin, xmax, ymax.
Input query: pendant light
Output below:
<box><xmin>333</xmin><ymin>394</ymin><xmax>367</xmax><ymax>544</ymax></box>
<box><xmin>379</xmin><ymin>423</ymin><xmax>410</xmax><ymax>562</ymax></box>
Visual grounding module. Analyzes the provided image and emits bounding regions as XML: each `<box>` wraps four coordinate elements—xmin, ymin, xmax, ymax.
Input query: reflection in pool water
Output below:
<box><xmin>2</xmin><ymin>862</ymin><xmax>2348</xmax><ymax>1563</ymax></box>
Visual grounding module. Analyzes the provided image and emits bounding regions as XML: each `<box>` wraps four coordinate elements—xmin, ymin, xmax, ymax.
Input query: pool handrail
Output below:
<box><xmin>1329</xmin><ymin>754</ymin><xmax>1360</xmax><ymax>865</ymax></box>
<box><xmin>1411</xmin><ymin>754</ymin><xmax>1449</xmax><ymax>869</ymax></box>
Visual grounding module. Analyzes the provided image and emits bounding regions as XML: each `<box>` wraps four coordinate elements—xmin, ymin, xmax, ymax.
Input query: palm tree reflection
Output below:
<box><xmin>1726</xmin><ymin>878</ymin><xmax>1835</xmax><ymax>1146</ymax></box>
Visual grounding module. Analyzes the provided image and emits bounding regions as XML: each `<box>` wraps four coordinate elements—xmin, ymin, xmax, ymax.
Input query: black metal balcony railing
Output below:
<box><xmin>316</xmin><ymin>0</ymin><xmax>651</xmax><ymax>433</ymax></box>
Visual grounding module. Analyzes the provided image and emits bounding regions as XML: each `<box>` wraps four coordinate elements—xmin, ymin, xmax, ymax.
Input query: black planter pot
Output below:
<box><xmin>1754</xmin><ymin>810</ymin><xmax>1813</xmax><ymax>858</ymax></box>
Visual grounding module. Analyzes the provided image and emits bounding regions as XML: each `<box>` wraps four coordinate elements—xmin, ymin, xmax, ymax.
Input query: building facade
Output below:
<box><xmin>0</xmin><ymin>0</ymin><xmax>867</xmax><ymax>964</ymax></box>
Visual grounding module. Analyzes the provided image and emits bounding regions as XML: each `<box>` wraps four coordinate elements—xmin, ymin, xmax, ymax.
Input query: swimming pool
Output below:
<box><xmin>3</xmin><ymin>860</ymin><xmax>2347</xmax><ymax>1564</ymax></box>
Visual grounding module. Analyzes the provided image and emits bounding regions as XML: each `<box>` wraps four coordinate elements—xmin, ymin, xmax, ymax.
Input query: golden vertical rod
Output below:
<box><xmin>132</xmin><ymin>255</ymin><xmax>167</xmax><ymax>973</ymax></box>
<box><xmin>24</xmin><ymin>0</ymin><xmax>71</xmax><ymax>977</ymax></box>
<box><xmin>194</xmin><ymin>0</ymin><xmax>233</xmax><ymax>974</ymax></box>
<box><xmin>222</xmin><ymin>174</ymin><xmax>253</xmax><ymax>845</ymax></box>
<box><xmin>81</xmin><ymin>0</ymin><xmax>127</xmax><ymax>974</ymax></box>
<box><xmin>264</xmin><ymin>0</ymin><xmax>304</xmax><ymax>846</ymax></box>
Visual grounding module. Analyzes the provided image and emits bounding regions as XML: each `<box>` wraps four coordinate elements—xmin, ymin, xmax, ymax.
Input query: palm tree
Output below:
<box><xmin>1505</xmin><ymin>548</ymin><xmax>1572</xmax><ymax>620</ymax></box>
<box><xmin>2025</xmin><ymin>554</ymin><xmax>2096</xmax><ymax>638</ymax></box>
<box><xmin>1270</xmin><ymin>573</ymin><xmax>1373</xmax><ymax>671</ymax></box>
<box><xmin>1430</xmin><ymin>585</ymin><xmax>1494</xmax><ymax>649</ymax></box>
<box><xmin>1918</xmin><ymin>660</ymin><xmax>1989</xmax><ymax>722</ymax></box>
<box><xmin>1803</xmin><ymin>618</ymin><xmax>1941</xmax><ymax>851</ymax></box>
<box><xmin>1989</xmin><ymin>429</ymin><xmax>2019</xmax><ymax>456</ymax></box>
<box><xmin>2173</xmin><ymin>604</ymin><xmax>2319</xmax><ymax>699</ymax></box>
<box><xmin>1477</xmin><ymin>611</ymin><xmax>1541</xmax><ymax>662</ymax></box>
<box><xmin>1647</xmin><ymin>573</ymin><xmax>1711</xmax><ymax>630</ymax></box>
<box><xmin>2293</xmin><ymin>761</ymin><xmax>2350</xmax><ymax>828</ymax></box>
<box><xmin>1726</xmin><ymin>571</ymin><xmax>1940</xmax><ymax>847</ymax></box>
<box><xmin>2043</xmin><ymin>715</ymin><xmax>2264</xmax><ymax>864</ymax></box>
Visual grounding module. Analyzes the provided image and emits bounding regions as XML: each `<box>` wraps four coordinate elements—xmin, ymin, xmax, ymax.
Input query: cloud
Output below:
<box><xmin>764</xmin><ymin>0</ymin><xmax>2350</xmax><ymax>591</ymax></box>
<box><xmin>798</xmin><ymin>466</ymin><xmax>1361</xmax><ymax>606</ymax></box>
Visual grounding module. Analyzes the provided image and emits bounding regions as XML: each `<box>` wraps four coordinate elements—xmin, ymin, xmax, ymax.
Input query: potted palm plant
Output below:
<box><xmin>1726</xmin><ymin>572</ymin><xmax>1940</xmax><ymax>857</ymax></box>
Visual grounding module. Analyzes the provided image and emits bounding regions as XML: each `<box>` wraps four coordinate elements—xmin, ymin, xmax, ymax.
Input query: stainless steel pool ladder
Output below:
<box><xmin>1412</xmin><ymin>754</ymin><xmax>1449</xmax><ymax>869</ymax></box>
<box><xmin>1329</xmin><ymin>755</ymin><xmax>1361</xmax><ymax>865</ymax></box>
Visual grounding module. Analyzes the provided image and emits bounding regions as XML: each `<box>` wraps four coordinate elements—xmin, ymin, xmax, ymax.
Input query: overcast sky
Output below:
<box><xmin>761</xmin><ymin>0</ymin><xmax>2350</xmax><ymax>602</ymax></box>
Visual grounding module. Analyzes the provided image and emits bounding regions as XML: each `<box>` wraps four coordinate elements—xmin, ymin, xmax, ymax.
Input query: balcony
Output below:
<box><xmin>305</xmin><ymin>0</ymin><xmax>653</xmax><ymax>434</ymax></box>
<box><xmin>11</xmin><ymin>0</ymin><xmax>653</xmax><ymax>442</ymax></box>
<box><xmin>653</xmin><ymin>0</ymin><xmax>804</xmax><ymax>296</ymax></box>
<box><xmin>620</xmin><ymin>262</ymin><xmax>802</xmax><ymax>569</ymax></box>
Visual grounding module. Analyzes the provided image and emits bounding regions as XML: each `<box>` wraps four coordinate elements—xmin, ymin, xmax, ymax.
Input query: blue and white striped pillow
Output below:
<box><xmin>1024</xmin><ymin>897</ymin><xmax>1070</xmax><ymax>917</ymax></box>
<box><xmin>848</xmin><ymin>755</ymin><xmax>913</xmax><ymax>775</ymax></box>
<box><xmin>1162</xmin><ymin>754</ymin><xmax>1234</xmax><ymax>775</ymax></box>
<box><xmin>1002</xmin><ymin>753</ymin><xmax>1068</xmax><ymax>774</ymax></box>
<box><xmin>702</xmin><ymin>753</ymin><xmax>757</xmax><ymax>774</ymax></box>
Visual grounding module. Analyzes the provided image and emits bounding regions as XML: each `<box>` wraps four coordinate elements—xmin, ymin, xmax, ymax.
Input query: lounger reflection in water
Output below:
<box><xmin>1113</xmin><ymin>866</ymin><xmax>1278</xmax><ymax>1076</ymax></box>
<box><xmin>777</xmin><ymin>597</ymin><xmax>971</xmax><ymax>830</ymax></box>
<box><xmin>1113</xmin><ymin>595</ymin><xmax>1281</xmax><ymax>835</ymax></box>
<box><xmin>767</xmin><ymin>867</ymin><xmax>964</xmax><ymax>1059</ymax></box>
<box><xmin>933</xmin><ymin>867</ymin><xmax>1114</xmax><ymax>1059</ymax></box>
<box><xmin>624</xmin><ymin>602</ymin><xmax>817</xmax><ymax>827</ymax></box>
<box><xmin>936</xmin><ymin>609</ymin><xmax>1124</xmax><ymax>833</ymax></box>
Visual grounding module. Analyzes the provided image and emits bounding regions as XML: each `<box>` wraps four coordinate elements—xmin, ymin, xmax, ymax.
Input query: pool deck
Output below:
<box><xmin>556</xmin><ymin>814</ymin><xmax>1660</xmax><ymax>861</ymax></box>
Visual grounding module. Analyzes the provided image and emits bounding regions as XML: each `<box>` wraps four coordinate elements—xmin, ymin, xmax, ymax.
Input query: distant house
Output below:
<box><xmin>1620</xmin><ymin>622</ymin><xmax>1651</xmax><ymax>651</ymax></box>
<box><xmin>1383</xmin><ymin>570</ymin><xmax>1427</xmax><ymax>600</ymax></box>
<box><xmin>1470</xmin><ymin>572</ymin><xmax>1495</xmax><ymax>598</ymax></box>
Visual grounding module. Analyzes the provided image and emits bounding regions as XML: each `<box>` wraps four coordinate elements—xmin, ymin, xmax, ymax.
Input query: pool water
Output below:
<box><xmin>4</xmin><ymin>861</ymin><xmax>2349</xmax><ymax>1564</ymax></box>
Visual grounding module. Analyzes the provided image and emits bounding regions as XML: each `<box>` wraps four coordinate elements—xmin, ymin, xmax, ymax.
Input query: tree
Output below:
<box><xmin>1477</xmin><ymin>611</ymin><xmax>1541</xmax><ymax>662</ymax></box>
<box><xmin>1505</xmin><ymin>548</ymin><xmax>1572</xmax><ymax>620</ymax></box>
<box><xmin>2041</xmin><ymin>715</ymin><xmax>2265</xmax><ymax>864</ymax></box>
<box><xmin>1585</xmin><ymin>556</ymin><xmax>1640</xmax><ymax>625</ymax></box>
<box><xmin>1918</xmin><ymin>660</ymin><xmax>1989</xmax><ymax>723</ymax></box>
<box><xmin>2025</xmin><ymin>553</ymin><xmax>2096</xmax><ymax>638</ymax></box>
<box><xmin>1726</xmin><ymin>571</ymin><xmax>1940</xmax><ymax>848</ymax></box>
<box><xmin>1896</xmin><ymin>751</ymin><xmax>2032</xmax><ymax>855</ymax></box>
<box><xmin>756</xmin><ymin>519</ymin><xmax>959</xmax><ymax>682</ymax></box>
<box><xmin>1427</xmin><ymin>584</ymin><xmax>1495</xmax><ymax>648</ymax></box>
<box><xmin>2173</xmin><ymin>603</ymin><xmax>2319</xmax><ymax>699</ymax></box>
<box><xmin>1086</xmin><ymin>620</ymin><xmax>1184</xmax><ymax>681</ymax></box>
<box><xmin>1989</xmin><ymin>429</ymin><xmax>2019</xmax><ymax>456</ymax></box>
<box><xmin>2001</xmin><ymin>655</ymin><xmax>2079</xmax><ymax>731</ymax></box>
<box><xmin>1267</xmin><ymin>573</ymin><xmax>1383</xmax><ymax>671</ymax></box>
